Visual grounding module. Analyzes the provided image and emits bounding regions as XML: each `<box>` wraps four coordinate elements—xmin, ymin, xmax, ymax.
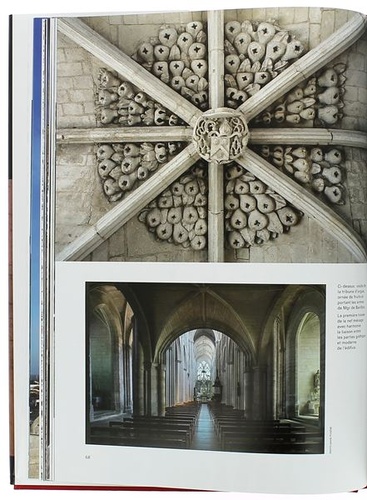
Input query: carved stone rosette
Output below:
<box><xmin>193</xmin><ymin>108</ymin><xmax>250</xmax><ymax>164</ymax></box>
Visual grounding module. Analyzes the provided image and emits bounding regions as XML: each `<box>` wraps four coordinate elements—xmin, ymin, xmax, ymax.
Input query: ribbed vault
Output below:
<box><xmin>56</xmin><ymin>10</ymin><xmax>367</xmax><ymax>263</ymax></box>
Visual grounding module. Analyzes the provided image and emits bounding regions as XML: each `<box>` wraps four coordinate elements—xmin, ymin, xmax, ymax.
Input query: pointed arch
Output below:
<box><xmin>284</xmin><ymin>288</ymin><xmax>326</xmax><ymax>421</ymax></box>
<box><xmin>258</xmin><ymin>285</ymin><xmax>323</xmax><ymax>357</ymax></box>
<box><xmin>154</xmin><ymin>287</ymin><xmax>256</xmax><ymax>363</ymax></box>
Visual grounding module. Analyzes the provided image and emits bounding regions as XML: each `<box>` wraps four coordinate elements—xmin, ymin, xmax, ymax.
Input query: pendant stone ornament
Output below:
<box><xmin>193</xmin><ymin>108</ymin><xmax>250</xmax><ymax>164</ymax></box>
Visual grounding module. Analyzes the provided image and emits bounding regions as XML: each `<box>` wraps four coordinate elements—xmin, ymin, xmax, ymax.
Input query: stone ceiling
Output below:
<box><xmin>55</xmin><ymin>8</ymin><xmax>367</xmax><ymax>263</ymax></box>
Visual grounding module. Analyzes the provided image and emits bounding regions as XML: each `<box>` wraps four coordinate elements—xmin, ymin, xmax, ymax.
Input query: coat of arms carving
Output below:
<box><xmin>193</xmin><ymin>108</ymin><xmax>250</xmax><ymax>164</ymax></box>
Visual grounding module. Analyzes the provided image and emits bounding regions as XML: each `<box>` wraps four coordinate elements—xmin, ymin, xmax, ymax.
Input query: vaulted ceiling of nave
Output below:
<box><xmin>115</xmin><ymin>282</ymin><xmax>310</xmax><ymax>358</ymax></box>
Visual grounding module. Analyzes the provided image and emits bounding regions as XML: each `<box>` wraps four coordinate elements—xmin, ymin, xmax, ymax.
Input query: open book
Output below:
<box><xmin>10</xmin><ymin>1</ymin><xmax>367</xmax><ymax>494</ymax></box>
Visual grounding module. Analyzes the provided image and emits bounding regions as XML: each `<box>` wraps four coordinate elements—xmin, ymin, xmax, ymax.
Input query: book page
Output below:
<box><xmin>10</xmin><ymin>0</ymin><xmax>367</xmax><ymax>495</ymax></box>
<box><xmin>49</xmin><ymin>262</ymin><xmax>367</xmax><ymax>494</ymax></box>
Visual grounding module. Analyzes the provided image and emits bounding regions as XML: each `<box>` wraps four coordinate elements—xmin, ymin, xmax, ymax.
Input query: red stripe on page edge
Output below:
<box><xmin>14</xmin><ymin>485</ymin><xmax>208</xmax><ymax>491</ymax></box>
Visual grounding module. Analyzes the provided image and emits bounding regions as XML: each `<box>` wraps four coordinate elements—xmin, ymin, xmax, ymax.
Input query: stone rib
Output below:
<box><xmin>207</xmin><ymin>10</ymin><xmax>225</xmax><ymax>262</ymax></box>
<box><xmin>57</xmin><ymin>126</ymin><xmax>193</xmax><ymax>144</ymax></box>
<box><xmin>208</xmin><ymin>10</ymin><xmax>225</xmax><ymax>110</ymax></box>
<box><xmin>249</xmin><ymin>129</ymin><xmax>367</xmax><ymax>149</ymax></box>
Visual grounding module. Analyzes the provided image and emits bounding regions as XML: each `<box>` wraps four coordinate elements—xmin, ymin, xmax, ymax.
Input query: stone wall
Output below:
<box><xmin>84</xmin><ymin>218</ymin><xmax>208</xmax><ymax>262</ymax></box>
<box><xmin>340</xmin><ymin>29</ymin><xmax>367</xmax><ymax>132</ymax></box>
<box><xmin>345</xmin><ymin>148</ymin><xmax>367</xmax><ymax>246</ymax></box>
<box><xmin>57</xmin><ymin>33</ymin><xmax>98</xmax><ymax>129</ymax></box>
<box><xmin>55</xmin><ymin>143</ymin><xmax>111</xmax><ymax>255</ymax></box>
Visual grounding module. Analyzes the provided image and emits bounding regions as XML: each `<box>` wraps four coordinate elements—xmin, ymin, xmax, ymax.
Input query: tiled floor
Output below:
<box><xmin>190</xmin><ymin>403</ymin><xmax>221</xmax><ymax>451</ymax></box>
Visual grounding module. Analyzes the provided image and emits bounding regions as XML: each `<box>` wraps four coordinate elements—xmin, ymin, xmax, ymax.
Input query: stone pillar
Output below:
<box><xmin>278</xmin><ymin>347</ymin><xmax>286</xmax><ymax>419</ymax></box>
<box><xmin>143</xmin><ymin>361</ymin><xmax>152</xmax><ymax>416</ymax></box>
<box><xmin>252</xmin><ymin>366</ymin><xmax>264</xmax><ymax>420</ymax></box>
<box><xmin>133</xmin><ymin>347</ymin><xmax>145</xmax><ymax>416</ymax></box>
<box><xmin>158</xmin><ymin>363</ymin><xmax>166</xmax><ymax>416</ymax></box>
<box><xmin>221</xmin><ymin>368</ymin><xmax>226</xmax><ymax>404</ymax></box>
<box><xmin>235</xmin><ymin>350</ymin><xmax>244</xmax><ymax>411</ymax></box>
<box><xmin>132</xmin><ymin>316</ymin><xmax>144</xmax><ymax>415</ymax></box>
<box><xmin>170</xmin><ymin>348</ymin><xmax>175</xmax><ymax>407</ymax></box>
<box><xmin>319</xmin><ymin>312</ymin><xmax>326</xmax><ymax>430</ymax></box>
<box><xmin>113</xmin><ymin>322</ymin><xmax>125</xmax><ymax>413</ymax></box>
<box><xmin>285</xmin><ymin>338</ymin><xmax>297</xmax><ymax>418</ymax></box>
<box><xmin>123</xmin><ymin>344</ymin><xmax>130</xmax><ymax>413</ymax></box>
<box><xmin>165</xmin><ymin>347</ymin><xmax>172</xmax><ymax>408</ymax></box>
<box><xmin>150</xmin><ymin>363</ymin><xmax>159</xmax><ymax>416</ymax></box>
<box><xmin>274</xmin><ymin>314</ymin><xmax>285</xmax><ymax>418</ymax></box>
<box><xmin>175</xmin><ymin>359</ymin><xmax>182</xmax><ymax>405</ymax></box>
<box><xmin>244</xmin><ymin>369</ymin><xmax>254</xmax><ymax>419</ymax></box>
<box><xmin>272</xmin><ymin>331</ymin><xmax>278</xmax><ymax>420</ymax></box>
<box><xmin>88</xmin><ymin>349</ymin><xmax>95</xmax><ymax>422</ymax></box>
<box><xmin>227</xmin><ymin>361</ymin><xmax>234</xmax><ymax>406</ymax></box>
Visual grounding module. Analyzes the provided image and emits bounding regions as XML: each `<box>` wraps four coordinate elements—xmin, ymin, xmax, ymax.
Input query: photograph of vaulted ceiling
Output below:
<box><xmin>55</xmin><ymin>8</ymin><xmax>367</xmax><ymax>263</ymax></box>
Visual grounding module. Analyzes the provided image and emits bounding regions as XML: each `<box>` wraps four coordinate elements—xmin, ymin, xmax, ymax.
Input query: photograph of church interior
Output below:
<box><xmin>86</xmin><ymin>281</ymin><xmax>325</xmax><ymax>454</ymax></box>
<box><xmin>55</xmin><ymin>7</ymin><xmax>367</xmax><ymax>264</ymax></box>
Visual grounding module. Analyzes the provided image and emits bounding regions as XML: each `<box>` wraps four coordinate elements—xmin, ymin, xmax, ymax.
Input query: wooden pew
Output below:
<box><xmin>223</xmin><ymin>436</ymin><xmax>323</xmax><ymax>453</ymax></box>
<box><xmin>89</xmin><ymin>426</ymin><xmax>188</xmax><ymax>448</ymax></box>
<box><xmin>125</xmin><ymin>416</ymin><xmax>197</xmax><ymax>440</ymax></box>
<box><xmin>109</xmin><ymin>419</ymin><xmax>194</xmax><ymax>445</ymax></box>
<box><xmin>208</xmin><ymin>404</ymin><xmax>323</xmax><ymax>454</ymax></box>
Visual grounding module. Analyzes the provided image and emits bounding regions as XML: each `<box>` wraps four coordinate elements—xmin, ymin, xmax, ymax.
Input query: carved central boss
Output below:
<box><xmin>193</xmin><ymin>108</ymin><xmax>250</xmax><ymax>164</ymax></box>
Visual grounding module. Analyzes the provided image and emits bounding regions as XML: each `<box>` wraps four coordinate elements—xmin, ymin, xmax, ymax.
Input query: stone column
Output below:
<box><xmin>272</xmin><ymin>325</ymin><xmax>279</xmax><ymax>420</ymax></box>
<box><xmin>133</xmin><ymin>348</ymin><xmax>145</xmax><ymax>416</ymax></box>
<box><xmin>158</xmin><ymin>363</ymin><xmax>166</xmax><ymax>416</ymax></box>
<box><xmin>123</xmin><ymin>344</ymin><xmax>130</xmax><ymax>413</ymax></box>
<box><xmin>141</xmin><ymin>361</ymin><xmax>151</xmax><ymax>416</ymax></box>
<box><xmin>252</xmin><ymin>366</ymin><xmax>265</xmax><ymax>420</ymax></box>
<box><xmin>150</xmin><ymin>363</ymin><xmax>159</xmax><ymax>416</ymax></box>
<box><xmin>235</xmin><ymin>350</ymin><xmax>244</xmax><ymax>410</ymax></box>
<box><xmin>278</xmin><ymin>340</ymin><xmax>286</xmax><ymax>419</ymax></box>
<box><xmin>175</xmin><ymin>359</ymin><xmax>182</xmax><ymax>405</ymax></box>
<box><xmin>221</xmin><ymin>368</ymin><xmax>227</xmax><ymax>404</ymax></box>
<box><xmin>88</xmin><ymin>349</ymin><xmax>94</xmax><ymax>422</ymax></box>
<box><xmin>165</xmin><ymin>347</ymin><xmax>172</xmax><ymax>408</ymax></box>
<box><xmin>319</xmin><ymin>311</ymin><xmax>326</xmax><ymax>430</ymax></box>
<box><xmin>243</xmin><ymin>369</ymin><xmax>254</xmax><ymax>420</ymax></box>
<box><xmin>285</xmin><ymin>329</ymin><xmax>297</xmax><ymax>418</ymax></box>
<box><xmin>227</xmin><ymin>361</ymin><xmax>234</xmax><ymax>406</ymax></box>
<box><xmin>132</xmin><ymin>317</ymin><xmax>142</xmax><ymax>415</ymax></box>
